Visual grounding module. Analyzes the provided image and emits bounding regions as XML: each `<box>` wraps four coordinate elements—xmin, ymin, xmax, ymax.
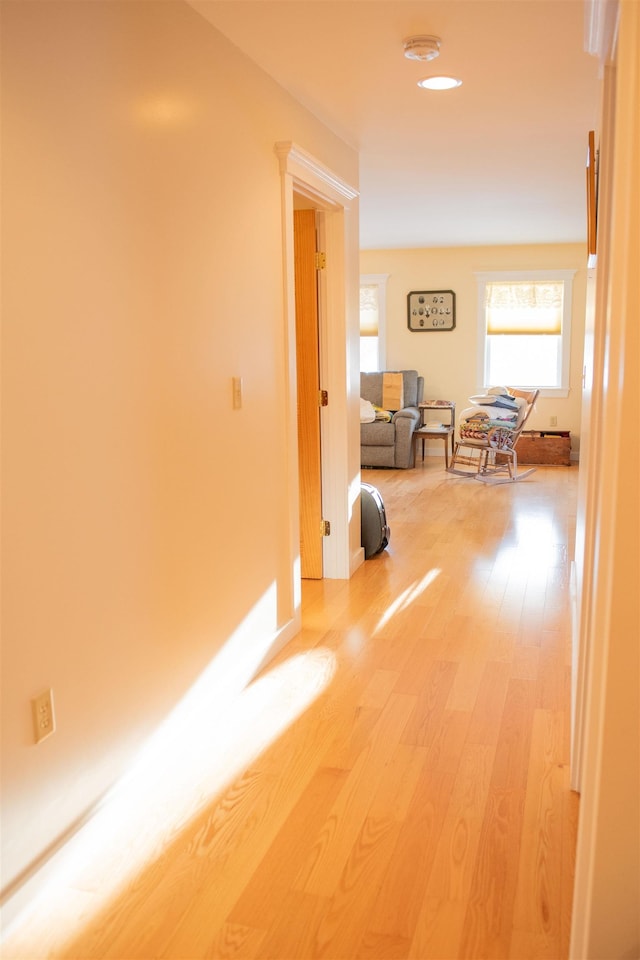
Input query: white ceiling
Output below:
<box><xmin>189</xmin><ymin>0</ymin><xmax>601</xmax><ymax>249</ymax></box>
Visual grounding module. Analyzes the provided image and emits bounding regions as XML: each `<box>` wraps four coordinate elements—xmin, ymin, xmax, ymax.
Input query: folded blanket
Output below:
<box><xmin>360</xmin><ymin>397</ymin><xmax>376</xmax><ymax>423</ymax></box>
<box><xmin>461</xmin><ymin>408</ymin><xmax>516</xmax><ymax>424</ymax></box>
<box><xmin>460</xmin><ymin>391</ymin><xmax>520</xmax><ymax>445</ymax></box>
<box><xmin>469</xmin><ymin>393</ymin><xmax>519</xmax><ymax>411</ymax></box>
<box><xmin>460</xmin><ymin>415</ymin><xmax>519</xmax><ymax>446</ymax></box>
<box><xmin>460</xmin><ymin>406</ymin><xmax>489</xmax><ymax>421</ymax></box>
<box><xmin>374</xmin><ymin>406</ymin><xmax>392</xmax><ymax>422</ymax></box>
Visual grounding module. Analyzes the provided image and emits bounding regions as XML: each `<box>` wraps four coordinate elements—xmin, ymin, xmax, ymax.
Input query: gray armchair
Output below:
<box><xmin>360</xmin><ymin>370</ymin><xmax>424</xmax><ymax>468</ymax></box>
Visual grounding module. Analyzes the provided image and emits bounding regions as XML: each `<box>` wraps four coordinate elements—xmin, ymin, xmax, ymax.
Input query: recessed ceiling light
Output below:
<box><xmin>417</xmin><ymin>75</ymin><xmax>463</xmax><ymax>90</ymax></box>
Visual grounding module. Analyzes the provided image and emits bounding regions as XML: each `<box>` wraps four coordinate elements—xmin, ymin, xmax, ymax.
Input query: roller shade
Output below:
<box><xmin>486</xmin><ymin>281</ymin><xmax>564</xmax><ymax>335</ymax></box>
<box><xmin>359</xmin><ymin>284</ymin><xmax>379</xmax><ymax>337</ymax></box>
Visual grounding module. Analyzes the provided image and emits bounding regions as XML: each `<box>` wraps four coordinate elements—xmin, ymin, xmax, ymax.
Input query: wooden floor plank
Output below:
<box><xmin>203</xmin><ymin>922</ymin><xmax>266</xmax><ymax>960</ymax></box>
<box><xmin>253</xmin><ymin>890</ymin><xmax>329</xmax><ymax>960</ymax></box>
<box><xmin>362</xmin><ymin>765</ymin><xmax>458</xmax><ymax>944</ymax></box>
<box><xmin>459</xmin><ymin>788</ymin><xmax>527</xmax><ymax>959</ymax></box>
<box><xmin>313</xmin><ymin>815</ymin><xmax>402</xmax><ymax>958</ymax></box>
<box><xmin>227</xmin><ymin>765</ymin><xmax>349</xmax><ymax>929</ymax></box>
<box><xmin>294</xmin><ymin>692</ymin><xmax>416</xmax><ymax>898</ymax></box>
<box><xmin>407</xmin><ymin>743</ymin><xmax>495</xmax><ymax>959</ymax></box>
<box><xmin>510</xmin><ymin>710</ymin><xmax>566</xmax><ymax>953</ymax></box>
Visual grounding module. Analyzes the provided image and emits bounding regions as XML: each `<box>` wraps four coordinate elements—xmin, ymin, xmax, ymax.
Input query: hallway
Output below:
<box><xmin>2</xmin><ymin>463</ymin><xmax>579</xmax><ymax>959</ymax></box>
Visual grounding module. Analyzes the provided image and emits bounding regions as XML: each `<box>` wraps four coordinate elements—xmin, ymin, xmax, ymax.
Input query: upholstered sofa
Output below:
<box><xmin>360</xmin><ymin>370</ymin><xmax>424</xmax><ymax>468</ymax></box>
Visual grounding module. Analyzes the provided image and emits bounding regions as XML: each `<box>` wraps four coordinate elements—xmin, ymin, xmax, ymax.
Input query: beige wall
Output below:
<box><xmin>0</xmin><ymin>0</ymin><xmax>357</xmax><ymax>909</ymax></box>
<box><xmin>360</xmin><ymin>243</ymin><xmax>587</xmax><ymax>456</ymax></box>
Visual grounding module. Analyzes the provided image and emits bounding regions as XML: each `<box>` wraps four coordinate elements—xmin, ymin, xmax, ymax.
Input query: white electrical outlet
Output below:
<box><xmin>550</xmin><ymin>415</ymin><xmax>558</xmax><ymax>427</ymax></box>
<box><xmin>31</xmin><ymin>689</ymin><xmax>55</xmax><ymax>744</ymax></box>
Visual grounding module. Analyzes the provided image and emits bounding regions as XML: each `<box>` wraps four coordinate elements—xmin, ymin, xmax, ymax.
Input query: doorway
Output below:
<box><xmin>294</xmin><ymin>205</ymin><xmax>324</xmax><ymax>579</ymax></box>
<box><xmin>275</xmin><ymin>140</ymin><xmax>359</xmax><ymax>601</ymax></box>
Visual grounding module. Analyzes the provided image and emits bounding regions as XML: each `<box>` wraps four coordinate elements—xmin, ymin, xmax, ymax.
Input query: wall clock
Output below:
<box><xmin>407</xmin><ymin>290</ymin><xmax>456</xmax><ymax>331</ymax></box>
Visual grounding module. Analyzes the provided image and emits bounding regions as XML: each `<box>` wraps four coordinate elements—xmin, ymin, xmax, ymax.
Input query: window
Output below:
<box><xmin>476</xmin><ymin>270</ymin><xmax>575</xmax><ymax>397</ymax></box>
<box><xmin>359</xmin><ymin>274</ymin><xmax>388</xmax><ymax>371</ymax></box>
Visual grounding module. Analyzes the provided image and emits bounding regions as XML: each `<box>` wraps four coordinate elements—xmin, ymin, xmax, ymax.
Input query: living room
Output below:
<box><xmin>358</xmin><ymin>242</ymin><xmax>585</xmax><ymax>465</ymax></box>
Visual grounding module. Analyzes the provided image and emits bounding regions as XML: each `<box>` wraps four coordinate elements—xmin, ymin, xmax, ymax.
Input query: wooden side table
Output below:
<box><xmin>414</xmin><ymin>401</ymin><xmax>456</xmax><ymax>468</ymax></box>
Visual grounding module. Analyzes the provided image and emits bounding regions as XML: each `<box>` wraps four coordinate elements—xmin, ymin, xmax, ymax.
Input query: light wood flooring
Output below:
<box><xmin>2</xmin><ymin>462</ymin><xmax>579</xmax><ymax>959</ymax></box>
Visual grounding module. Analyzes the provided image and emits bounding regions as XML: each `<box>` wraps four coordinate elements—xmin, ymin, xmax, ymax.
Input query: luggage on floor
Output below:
<box><xmin>361</xmin><ymin>482</ymin><xmax>390</xmax><ymax>559</ymax></box>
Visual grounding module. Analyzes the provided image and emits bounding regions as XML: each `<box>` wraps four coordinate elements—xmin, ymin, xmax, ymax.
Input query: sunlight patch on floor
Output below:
<box><xmin>374</xmin><ymin>568</ymin><xmax>441</xmax><ymax>632</ymax></box>
<box><xmin>2</xmin><ymin>594</ymin><xmax>336</xmax><ymax>956</ymax></box>
<box><xmin>494</xmin><ymin>514</ymin><xmax>564</xmax><ymax>571</ymax></box>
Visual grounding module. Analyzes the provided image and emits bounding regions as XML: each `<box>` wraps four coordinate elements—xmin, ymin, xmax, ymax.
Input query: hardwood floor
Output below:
<box><xmin>2</xmin><ymin>463</ymin><xmax>579</xmax><ymax>959</ymax></box>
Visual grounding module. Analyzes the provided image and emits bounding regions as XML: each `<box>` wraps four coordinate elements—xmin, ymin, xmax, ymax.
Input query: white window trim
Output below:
<box><xmin>360</xmin><ymin>273</ymin><xmax>389</xmax><ymax>371</ymax></box>
<box><xmin>475</xmin><ymin>269</ymin><xmax>576</xmax><ymax>399</ymax></box>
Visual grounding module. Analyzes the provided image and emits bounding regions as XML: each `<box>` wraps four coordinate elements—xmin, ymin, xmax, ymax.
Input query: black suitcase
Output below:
<box><xmin>361</xmin><ymin>482</ymin><xmax>390</xmax><ymax>559</ymax></box>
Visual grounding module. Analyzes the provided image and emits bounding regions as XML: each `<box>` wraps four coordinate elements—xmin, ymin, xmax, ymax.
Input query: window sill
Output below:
<box><xmin>537</xmin><ymin>387</ymin><xmax>570</xmax><ymax>399</ymax></box>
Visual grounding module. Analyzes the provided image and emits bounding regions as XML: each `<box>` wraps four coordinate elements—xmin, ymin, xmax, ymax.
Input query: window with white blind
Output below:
<box><xmin>359</xmin><ymin>274</ymin><xmax>388</xmax><ymax>372</ymax></box>
<box><xmin>476</xmin><ymin>270</ymin><xmax>575</xmax><ymax>398</ymax></box>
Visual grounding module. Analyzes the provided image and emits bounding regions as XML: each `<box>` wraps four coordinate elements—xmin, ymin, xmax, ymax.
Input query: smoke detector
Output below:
<box><xmin>403</xmin><ymin>35</ymin><xmax>441</xmax><ymax>62</ymax></box>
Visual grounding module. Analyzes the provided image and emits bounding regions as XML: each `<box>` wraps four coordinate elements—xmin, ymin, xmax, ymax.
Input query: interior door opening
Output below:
<box><xmin>293</xmin><ymin>205</ymin><xmax>324</xmax><ymax>579</ymax></box>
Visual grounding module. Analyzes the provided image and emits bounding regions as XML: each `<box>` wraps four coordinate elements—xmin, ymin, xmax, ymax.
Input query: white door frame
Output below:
<box><xmin>275</xmin><ymin>142</ymin><xmax>360</xmax><ymax>606</ymax></box>
<box><xmin>570</xmin><ymin>2</ymin><xmax>640</xmax><ymax>956</ymax></box>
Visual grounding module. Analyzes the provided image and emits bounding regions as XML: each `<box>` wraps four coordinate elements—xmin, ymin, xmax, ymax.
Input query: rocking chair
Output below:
<box><xmin>448</xmin><ymin>388</ymin><xmax>540</xmax><ymax>484</ymax></box>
